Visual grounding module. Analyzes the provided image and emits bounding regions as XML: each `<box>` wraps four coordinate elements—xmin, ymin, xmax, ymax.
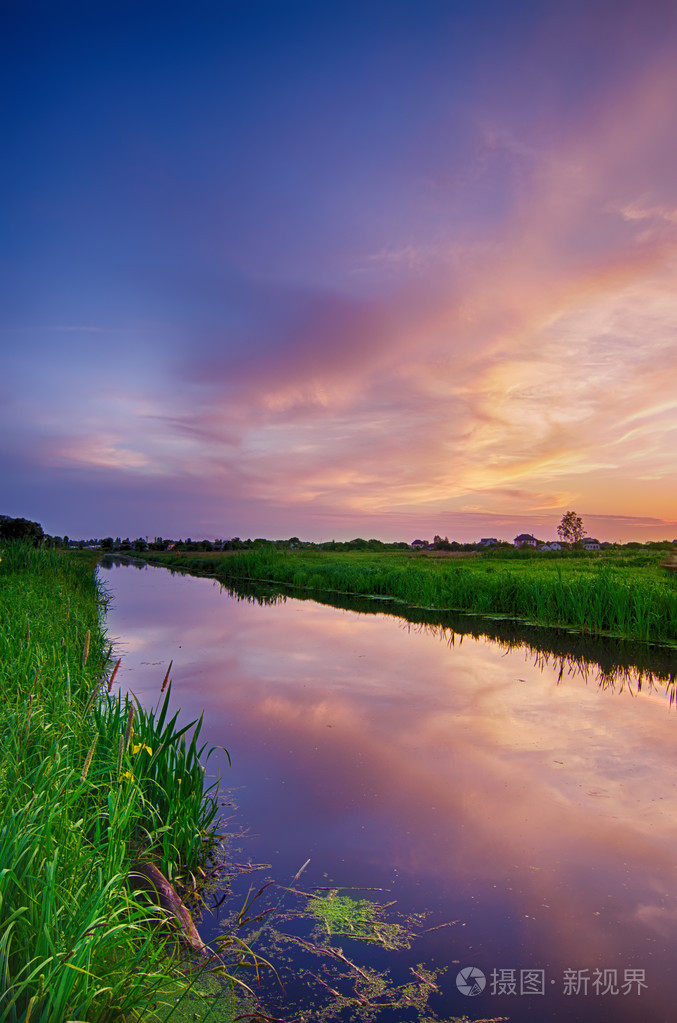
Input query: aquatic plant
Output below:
<box><xmin>0</xmin><ymin>541</ymin><xmax>240</xmax><ymax>1021</ymax></box>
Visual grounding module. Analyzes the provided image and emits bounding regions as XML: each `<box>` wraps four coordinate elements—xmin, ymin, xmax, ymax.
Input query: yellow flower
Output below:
<box><xmin>120</xmin><ymin>770</ymin><xmax>134</xmax><ymax>782</ymax></box>
<box><xmin>132</xmin><ymin>743</ymin><xmax>153</xmax><ymax>756</ymax></box>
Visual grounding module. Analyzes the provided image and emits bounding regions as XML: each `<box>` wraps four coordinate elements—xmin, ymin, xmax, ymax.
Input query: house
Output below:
<box><xmin>538</xmin><ymin>544</ymin><xmax>553</xmax><ymax>551</ymax></box>
<box><xmin>514</xmin><ymin>533</ymin><xmax>538</xmax><ymax>547</ymax></box>
<box><xmin>549</xmin><ymin>542</ymin><xmax>563</xmax><ymax>550</ymax></box>
<box><xmin>410</xmin><ymin>539</ymin><xmax>428</xmax><ymax>549</ymax></box>
<box><xmin>583</xmin><ymin>539</ymin><xmax>601</xmax><ymax>550</ymax></box>
<box><xmin>479</xmin><ymin>538</ymin><xmax>498</xmax><ymax>547</ymax></box>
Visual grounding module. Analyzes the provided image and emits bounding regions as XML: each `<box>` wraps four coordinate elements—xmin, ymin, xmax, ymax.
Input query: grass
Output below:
<box><xmin>0</xmin><ymin>542</ymin><xmax>516</xmax><ymax>1023</ymax></box>
<box><xmin>136</xmin><ymin>546</ymin><xmax>677</xmax><ymax>646</ymax></box>
<box><xmin>0</xmin><ymin>542</ymin><xmax>244</xmax><ymax>1022</ymax></box>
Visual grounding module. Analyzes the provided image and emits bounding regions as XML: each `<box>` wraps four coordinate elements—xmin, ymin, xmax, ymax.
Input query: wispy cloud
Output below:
<box><xmin>52</xmin><ymin>435</ymin><xmax>151</xmax><ymax>472</ymax></box>
<box><xmin>5</xmin><ymin>7</ymin><xmax>677</xmax><ymax>540</ymax></box>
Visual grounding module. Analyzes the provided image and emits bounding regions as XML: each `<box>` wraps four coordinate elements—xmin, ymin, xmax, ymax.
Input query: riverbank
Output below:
<box><xmin>0</xmin><ymin>543</ymin><xmax>236</xmax><ymax>1021</ymax></box>
<box><xmin>101</xmin><ymin>552</ymin><xmax>676</xmax><ymax>1023</ymax></box>
<box><xmin>135</xmin><ymin>547</ymin><xmax>677</xmax><ymax>646</ymax></box>
<box><xmin>1</xmin><ymin>545</ymin><xmax>510</xmax><ymax>1023</ymax></box>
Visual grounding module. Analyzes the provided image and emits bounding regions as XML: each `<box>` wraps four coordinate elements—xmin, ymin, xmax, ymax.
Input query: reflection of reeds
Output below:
<box><xmin>407</xmin><ymin>617</ymin><xmax>675</xmax><ymax>698</ymax></box>
<box><xmin>140</xmin><ymin>547</ymin><xmax>677</xmax><ymax>645</ymax></box>
<box><xmin>218</xmin><ymin>573</ymin><xmax>676</xmax><ymax>699</ymax></box>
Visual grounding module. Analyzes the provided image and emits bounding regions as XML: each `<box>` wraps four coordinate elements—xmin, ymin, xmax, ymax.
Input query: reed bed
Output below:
<box><xmin>0</xmin><ymin>543</ymin><xmax>234</xmax><ymax>1022</ymax></box>
<box><xmin>140</xmin><ymin>547</ymin><xmax>677</xmax><ymax>645</ymax></box>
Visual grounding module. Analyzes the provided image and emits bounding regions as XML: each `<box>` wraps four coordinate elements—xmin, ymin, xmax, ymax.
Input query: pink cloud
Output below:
<box><xmin>9</xmin><ymin>41</ymin><xmax>677</xmax><ymax>542</ymax></box>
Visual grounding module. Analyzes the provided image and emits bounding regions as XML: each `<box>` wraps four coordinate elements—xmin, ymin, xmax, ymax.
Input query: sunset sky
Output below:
<box><xmin>3</xmin><ymin>0</ymin><xmax>677</xmax><ymax>542</ymax></box>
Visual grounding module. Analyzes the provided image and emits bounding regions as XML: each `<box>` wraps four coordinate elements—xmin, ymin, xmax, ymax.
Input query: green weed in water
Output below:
<box><xmin>309</xmin><ymin>891</ymin><xmax>410</xmax><ymax>950</ymax></box>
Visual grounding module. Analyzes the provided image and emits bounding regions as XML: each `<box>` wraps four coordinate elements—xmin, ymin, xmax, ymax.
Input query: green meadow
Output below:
<box><xmin>0</xmin><ymin>542</ymin><xmax>508</xmax><ymax>1022</ymax></box>
<box><xmin>139</xmin><ymin>546</ymin><xmax>677</xmax><ymax>646</ymax></box>
<box><xmin>0</xmin><ymin>542</ymin><xmax>246</xmax><ymax>1022</ymax></box>
<box><xmin>4</xmin><ymin>538</ymin><xmax>671</xmax><ymax>1019</ymax></box>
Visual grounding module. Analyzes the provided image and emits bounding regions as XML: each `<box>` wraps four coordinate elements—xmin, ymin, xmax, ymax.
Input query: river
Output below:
<box><xmin>99</xmin><ymin>559</ymin><xmax>677</xmax><ymax>1023</ymax></box>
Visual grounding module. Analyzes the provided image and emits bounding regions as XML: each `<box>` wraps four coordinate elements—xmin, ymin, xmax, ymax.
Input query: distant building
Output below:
<box><xmin>514</xmin><ymin>533</ymin><xmax>538</xmax><ymax>548</ymax></box>
<box><xmin>583</xmin><ymin>539</ymin><xmax>601</xmax><ymax>550</ymax></box>
<box><xmin>410</xmin><ymin>539</ymin><xmax>428</xmax><ymax>549</ymax></box>
<box><xmin>479</xmin><ymin>538</ymin><xmax>498</xmax><ymax>547</ymax></box>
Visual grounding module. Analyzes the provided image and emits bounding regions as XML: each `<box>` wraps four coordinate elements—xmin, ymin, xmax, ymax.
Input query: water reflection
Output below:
<box><xmin>100</xmin><ymin>560</ymin><xmax>677</xmax><ymax>1022</ymax></box>
<box><xmin>101</xmin><ymin>556</ymin><xmax>677</xmax><ymax>697</ymax></box>
<box><xmin>206</xmin><ymin>573</ymin><xmax>677</xmax><ymax>698</ymax></box>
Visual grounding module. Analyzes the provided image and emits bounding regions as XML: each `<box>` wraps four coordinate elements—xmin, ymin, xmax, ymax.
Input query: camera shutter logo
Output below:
<box><xmin>456</xmin><ymin>966</ymin><xmax>486</xmax><ymax>996</ymax></box>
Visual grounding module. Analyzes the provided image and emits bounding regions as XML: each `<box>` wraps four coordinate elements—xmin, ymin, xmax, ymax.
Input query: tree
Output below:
<box><xmin>0</xmin><ymin>515</ymin><xmax>44</xmax><ymax>545</ymax></box>
<box><xmin>557</xmin><ymin>511</ymin><xmax>585</xmax><ymax>545</ymax></box>
<box><xmin>432</xmin><ymin>535</ymin><xmax>451</xmax><ymax>549</ymax></box>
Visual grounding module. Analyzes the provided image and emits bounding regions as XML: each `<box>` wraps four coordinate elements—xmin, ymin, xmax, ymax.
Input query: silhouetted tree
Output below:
<box><xmin>557</xmin><ymin>511</ymin><xmax>585</xmax><ymax>545</ymax></box>
<box><xmin>0</xmin><ymin>515</ymin><xmax>44</xmax><ymax>545</ymax></box>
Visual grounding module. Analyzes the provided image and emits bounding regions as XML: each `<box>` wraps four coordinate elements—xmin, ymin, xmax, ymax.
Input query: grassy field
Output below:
<box><xmin>137</xmin><ymin>546</ymin><xmax>677</xmax><ymax>646</ymax></box>
<box><xmin>0</xmin><ymin>542</ymin><xmax>514</xmax><ymax>1023</ymax></box>
<box><xmin>0</xmin><ymin>543</ymin><xmax>246</xmax><ymax>1022</ymax></box>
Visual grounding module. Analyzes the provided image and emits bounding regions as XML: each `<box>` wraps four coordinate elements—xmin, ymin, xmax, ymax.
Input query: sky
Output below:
<box><xmin>2</xmin><ymin>0</ymin><xmax>677</xmax><ymax>543</ymax></box>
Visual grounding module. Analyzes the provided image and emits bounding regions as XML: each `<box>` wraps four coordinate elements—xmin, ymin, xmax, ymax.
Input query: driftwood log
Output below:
<box><xmin>131</xmin><ymin>860</ymin><xmax>207</xmax><ymax>955</ymax></box>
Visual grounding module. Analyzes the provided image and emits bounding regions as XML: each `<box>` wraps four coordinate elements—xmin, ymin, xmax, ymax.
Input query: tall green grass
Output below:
<box><xmin>139</xmin><ymin>547</ymin><xmax>677</xmax><ymax>645</ymax></box>
<box><xmin>0</xmin><ymin>543</ymin><xmax>233</xmax><ymax>1021</ymax></box>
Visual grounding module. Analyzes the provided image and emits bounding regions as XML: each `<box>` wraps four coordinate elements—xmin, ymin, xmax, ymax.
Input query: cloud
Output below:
<box><xmin>6</xmin><ymin>22</ymin><xmax>677</xmax><ymax>541</ymax></box>
<box><xmin>620</xmin><ymin>201</ymin><xmax>677</xmax><ymax>224</ymax></box>
<box><xmin>51</xmin><ymin>435</ymin><xmax>151</xmax><ymax>472</ymax></box>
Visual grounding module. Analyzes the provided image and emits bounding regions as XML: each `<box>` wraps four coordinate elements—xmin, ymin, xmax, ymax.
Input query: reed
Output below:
<box><xmin>139</xmin><ymin>546</ymin><xmax>677</xmax><ymax>645</ymax></box>
<box><xmin>0</xmin><ymin>541</ymin><xmax>237</xmax><ymax>1021</ymax></box>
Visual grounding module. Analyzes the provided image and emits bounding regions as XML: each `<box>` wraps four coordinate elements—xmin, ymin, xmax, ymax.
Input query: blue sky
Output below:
<box><xmin>3</xmin><ymin>0</ymin><xmax>677</xmax><ymax>541</ymax></box>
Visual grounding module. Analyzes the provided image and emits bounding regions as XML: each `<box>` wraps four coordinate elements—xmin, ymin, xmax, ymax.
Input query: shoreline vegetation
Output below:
<box><xmin>2</xmin><ymin>537</ymin><xmax>672</xmax><ymax>1022</ymax></box>
<box><xmin>134</xmin><ymin>546</ymin><xmax>677</xmax><ymax>648</ymax></box>
<box><xmin>0</xmin><ymin>542</ymin><xmax>247</xmax><ymax>1022</ymax></box>
<box><xmin>0</xmin><ymin>541</ymin><xmax>511</xmax><ymax>1023</ymax></box>
<box><xmin>3</xmin><ymin>539</ymin><xmax>670</xmax><ymax>1021</ymax></box>
<box><xmin>202</xmin><ymin>578</ymin><xmax>677</xmax><ymax>696</ymax></box>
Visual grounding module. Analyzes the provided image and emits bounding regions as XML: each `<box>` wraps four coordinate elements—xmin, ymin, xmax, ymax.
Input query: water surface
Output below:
<box><xmin>100</xmin><ymin>560</ymin><xmax>677</xmax><ymax>1023</ymax></box>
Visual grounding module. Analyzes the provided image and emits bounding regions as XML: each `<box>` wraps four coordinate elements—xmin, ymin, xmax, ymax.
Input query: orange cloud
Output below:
<box><xmin>18</xmin><ymin>44</ymin><xmax>677</xmax><ymax>542</ymax></box>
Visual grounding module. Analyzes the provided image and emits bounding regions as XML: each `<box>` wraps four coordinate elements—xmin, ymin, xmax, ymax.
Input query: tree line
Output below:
<box><xmin>2</xmin><ymin>512</ymin><xmax>675</xmax><ymax>554</ymax></box>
